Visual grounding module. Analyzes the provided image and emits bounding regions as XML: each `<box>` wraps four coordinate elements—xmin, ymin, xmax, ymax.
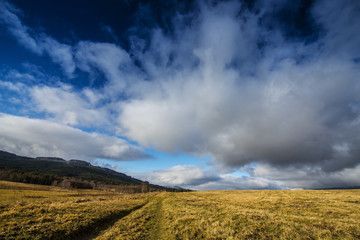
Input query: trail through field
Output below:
<box><xmin>94</xmin><ymin>193</ymin><xmax>167</xmax><ymax>240</ymax></box>
<box><xmin>148</xmin><ymin>194</ymin><xmax>164</xmax><ymax>240</ymax></box>
<box><xmin>78</xmin><ymin>203</ymin><xmax>147</xmax><ymax>240</ymax></box>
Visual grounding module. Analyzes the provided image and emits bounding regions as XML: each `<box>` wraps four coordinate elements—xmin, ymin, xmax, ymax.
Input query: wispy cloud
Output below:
<box><xmin>0</xmin><ymin>0</ymin><xmax>42</xmax><ymax>54</ymax></box>
<box><xmin>0</xmin><ymin>80</ymin><xmax>26</xmax><ymax>93</ymax></box>
<box><xmin>40</xmin><ymin>37</ymin><xmax>75</xmax><ymax>77</ymax></box>
<box><xmin>0</xmin><ymin>1</ymin><xmax>75</xmax><ymax>77</ymax></box>
<box><xmin>75</xmin><ymin>41</ymin><xmax>134</xmax><ymax>91</ymax></box>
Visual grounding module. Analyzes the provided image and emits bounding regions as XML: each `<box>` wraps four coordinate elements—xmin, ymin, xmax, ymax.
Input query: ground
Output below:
<box><xmin>0</xmin><ymin>181</ymin><xmax>359</xmax><ymax>239</ymax></box>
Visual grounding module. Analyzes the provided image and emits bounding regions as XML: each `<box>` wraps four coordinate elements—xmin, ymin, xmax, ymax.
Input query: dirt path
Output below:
<box><xmin>148</xmin><ymin>195</ymin><xmax>165</xmax><ymax>240</ymax></box>
<box><xmin>90</xmin><ymin>193</ymin><xmax>167</xmax><ymax>240</ymax></box>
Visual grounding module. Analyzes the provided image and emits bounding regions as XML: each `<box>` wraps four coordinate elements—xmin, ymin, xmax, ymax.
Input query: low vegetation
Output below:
<box><xmin>1</xmin><ymin>181</ymin><xmax>359</xmax><ymax>239</ymax></box>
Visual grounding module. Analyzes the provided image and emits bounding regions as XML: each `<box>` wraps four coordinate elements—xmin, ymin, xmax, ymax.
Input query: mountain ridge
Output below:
<box><xmin>0</xmin><ymin>150</ymin><xmax>184</xmax><ymax>192</ymax></box>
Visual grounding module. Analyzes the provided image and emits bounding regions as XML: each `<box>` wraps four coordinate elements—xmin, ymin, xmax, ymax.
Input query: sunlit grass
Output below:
<box><xmin>158</xmin><ymin>190</ymin><xmax>360</xmax><ymax>239</ymax></box>
<box><xmin>1</xmin><ymin>181</ymin><xmax>359</xmax><ymax>239</ymax></box>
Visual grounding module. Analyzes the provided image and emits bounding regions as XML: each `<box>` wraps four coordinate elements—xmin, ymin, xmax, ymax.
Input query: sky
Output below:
<box><xmin>0</xmin><ymin>0</ymin><xmax>359</xmax><ymax>190</ymax></box>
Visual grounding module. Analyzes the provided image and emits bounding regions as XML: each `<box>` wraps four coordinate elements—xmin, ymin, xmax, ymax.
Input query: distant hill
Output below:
<box><xmin>0</xmin><ymin>150</ymin><xmax>182</xmax><ymax>192</ymax></box>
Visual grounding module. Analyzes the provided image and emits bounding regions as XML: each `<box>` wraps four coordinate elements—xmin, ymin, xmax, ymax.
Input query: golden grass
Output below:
<box><xmin>0</xmin><ymin>181</ymin><xmax>151</xmax><ymax>239</ymax></box>
<box><xmin>1</xmin><ymin>181</ymin><xmax>359</xmax><ymax>239</ymax></box>
<box><xmin>158</xmin><ymin>190</ymin><xmax>360</xmax><ymax>239</ymax></box>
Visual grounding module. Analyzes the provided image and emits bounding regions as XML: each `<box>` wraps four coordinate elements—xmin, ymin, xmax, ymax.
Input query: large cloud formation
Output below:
<box><xmin>119</xmin><ymin>0</ymin><xmax>360</xmax><ymax>173</ymax></box>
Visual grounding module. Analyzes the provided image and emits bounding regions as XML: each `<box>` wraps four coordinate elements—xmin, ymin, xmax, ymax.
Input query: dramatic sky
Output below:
<box><xmin>0</xmin><ymin>0</ymin><xmax>359</xmax><ymax>190</ymax></box>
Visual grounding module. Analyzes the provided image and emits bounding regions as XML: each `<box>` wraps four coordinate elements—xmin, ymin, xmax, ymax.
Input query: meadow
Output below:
<box><xmin>0</xmin><ymin>181</ymin><xmax>359</xmax><ymax>239</ymax></box>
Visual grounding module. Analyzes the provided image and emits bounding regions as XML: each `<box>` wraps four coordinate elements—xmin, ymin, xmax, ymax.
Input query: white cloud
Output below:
<box><xmin>75</xmin><ymin>41</ymin><xmax>134</xmax><ymax>92</ymax></box>
<box><xmin>0</xmin><ymin>80</ymin><xmax>26</xmax><ymax>93</ymax></box>
<box><xmin>94</xmin><ymin>160</ymin><xmax>124</xmax><ymax>172</ymax></box>
<box><xmin>132</xmin><ymin>165</ymin><xmax>282</xmax><ymax>190</ymax></box>
<box><xmin>133</xmin><ymin>165</ymin><xmax>220</xmax><ymax>186</ymax></box>
<box><xmin>0</xmin><ymin>113</ymin><xmax>151</xmax><ymax>161</ymax></box>
<box><xmin>30</xmin><ymin>84</ymin><xmax>109</xmax><ymax>127</ymax></box>
<box><xmin>40</xmin><ymin>37</ymin><xmax>75</xmax><ymax>78</ymax></box>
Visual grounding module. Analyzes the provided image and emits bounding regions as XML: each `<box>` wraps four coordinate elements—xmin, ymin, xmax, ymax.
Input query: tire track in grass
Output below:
<box><xmin>76</xmin><ymin>203</ymin><xmax>148</xmax><ymax>240</ymax></box>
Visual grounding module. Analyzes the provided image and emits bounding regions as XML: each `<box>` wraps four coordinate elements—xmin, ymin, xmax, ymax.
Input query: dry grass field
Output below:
<box><xmin>1</xmin><ymin>181</ymin><xmax>359</xmax><ymax>239</ymax></box>
<box><xmin>0</xmin><ymin>181</ymin><xmax>152</xmax><ymax>239</ymax></box>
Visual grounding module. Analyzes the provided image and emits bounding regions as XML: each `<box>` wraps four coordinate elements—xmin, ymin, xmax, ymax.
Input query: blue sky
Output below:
<box><xmin>0</xmin><ymin>0</ymin><xmax>360</xmax><ymax>190</ymax></box>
